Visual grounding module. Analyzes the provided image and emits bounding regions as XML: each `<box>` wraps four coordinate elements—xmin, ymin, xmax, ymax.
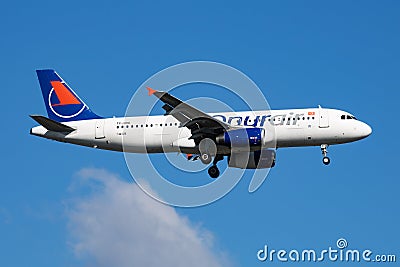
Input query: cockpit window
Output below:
<box><xmin>342</xmin><ymin>114</ymin><xmax>357</xmax><ymax>120</ymax></box>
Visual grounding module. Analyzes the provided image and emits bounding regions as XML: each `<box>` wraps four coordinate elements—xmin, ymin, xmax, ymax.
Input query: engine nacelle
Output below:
<box><xmin>216</xmin><ymin>128</ymin><xmax>264</xmax><ymax>148</ymax></box>
<box><xmin>228</xmin><ymin>149</ymin><xmax>276</xmax><ymax>169</ymax></box>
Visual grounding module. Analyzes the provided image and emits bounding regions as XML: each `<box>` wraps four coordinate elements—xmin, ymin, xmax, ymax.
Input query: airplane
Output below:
<box><xmin>30</xmin><ymin>69</ymin><xmax>372</xmax><ymax>178</ymax></box>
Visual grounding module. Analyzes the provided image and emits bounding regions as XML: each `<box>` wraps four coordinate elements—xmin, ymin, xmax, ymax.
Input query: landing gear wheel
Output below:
<box><xmin>208</xmin><ymin>165</ymin><xmax>220</xmax><ymax>178</ymax></box>
<box><xmin>200</xmin><ymin>153</ymin><xmax>212</xmax><ymax>164</ymax></box>
<box><xmin>320</xmin><ymin>144</ymin><xmax>330</xmax><ymax>166</ymax></box>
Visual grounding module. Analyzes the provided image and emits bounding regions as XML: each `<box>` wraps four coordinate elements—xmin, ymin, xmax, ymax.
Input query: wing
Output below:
<box><xmin>147</xmin><ymin>87</ymin><xmax>232</xmax><ymax>144</ymax></box>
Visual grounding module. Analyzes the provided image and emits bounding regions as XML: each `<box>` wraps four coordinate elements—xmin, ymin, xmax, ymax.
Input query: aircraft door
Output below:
<box><xmin>95</xmin><ymin>119</ymin><xmax>105</xmax><ymax>139</ymax></box>
<box><xmin>318</xmin><ymin>107</ymin><xmax>329</xmax><ymax>128</ymax></box>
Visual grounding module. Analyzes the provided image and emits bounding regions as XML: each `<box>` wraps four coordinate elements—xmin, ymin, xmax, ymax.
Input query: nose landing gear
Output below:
<box><xmin>321</xmin><ymin>144</ymin><xmax>330</xmax><ymax>165</ymax></box>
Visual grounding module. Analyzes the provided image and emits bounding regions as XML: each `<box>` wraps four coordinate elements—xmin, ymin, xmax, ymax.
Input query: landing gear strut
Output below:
<box><xmin>321</xmin><ymin>144</ymin><xmax>330</xmax><ymax>165</ymax></box>
<box><xmin>208</xmin><ymin>154</ymin><xmax>223</xmax><ymax>178</ymax></box>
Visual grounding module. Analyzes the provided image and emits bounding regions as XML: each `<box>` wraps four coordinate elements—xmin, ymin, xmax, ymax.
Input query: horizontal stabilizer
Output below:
<box><xmin>30</xmin><ymin>115</ymin><xmax>75</xmax><ymax>132</ymax></box>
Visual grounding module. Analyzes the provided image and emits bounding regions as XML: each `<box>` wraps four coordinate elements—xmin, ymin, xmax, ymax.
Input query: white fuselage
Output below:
<box><xmin>30</xmin><ymin>108</ymin><xmax>372</xmax><ymax>154</ymax></box>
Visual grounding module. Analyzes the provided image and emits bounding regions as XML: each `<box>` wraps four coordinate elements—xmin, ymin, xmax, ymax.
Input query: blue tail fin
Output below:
<box><xmin>36</xmin><ymin>69</ymin><xmax>102</xmax><ymax>122</ymax></box>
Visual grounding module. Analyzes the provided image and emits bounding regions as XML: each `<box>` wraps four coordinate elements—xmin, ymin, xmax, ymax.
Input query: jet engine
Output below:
<box><xmin>228</xmin><ymin>149</ymin><xmax>276</xmax><ymax>169</ymax></box>
<box><xmin>216</xmin><ymin>128</ymin><xmax>264</xmax><ymax>148</ymax></box>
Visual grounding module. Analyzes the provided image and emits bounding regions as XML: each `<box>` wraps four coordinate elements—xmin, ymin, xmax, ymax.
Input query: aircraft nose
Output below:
<box><xmin>362</xmin><ymin>123</ymin><xmax>372</xmax><ymax>138</ymax></box>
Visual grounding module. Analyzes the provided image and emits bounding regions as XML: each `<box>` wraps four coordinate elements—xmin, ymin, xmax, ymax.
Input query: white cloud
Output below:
<box><xmin>65</xmin><ymin>168</ymin><xmax>229</xmax><ymax>267</ymax></box>
<box><xmin>0</xmin><ymin>207</ymin><xmax>11</xmax><ymax>224</ymax></box>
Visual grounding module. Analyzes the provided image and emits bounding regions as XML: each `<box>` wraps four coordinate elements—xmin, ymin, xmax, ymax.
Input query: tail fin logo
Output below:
<box><xmin>48</xmin><ymin>81</ymin><xmax>86</xmax><ymax>119</ymax></box>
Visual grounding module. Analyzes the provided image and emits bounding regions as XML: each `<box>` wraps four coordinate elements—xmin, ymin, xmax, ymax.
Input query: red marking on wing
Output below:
<box><xmin>51</xmin><ymin>81</ymin><xmax>81</xmax><ymax>106</ymax></box>
<box><xmin>146</xmin><ymin>87</ymin><xmax>157</xmax><ymax>96</ymax></box>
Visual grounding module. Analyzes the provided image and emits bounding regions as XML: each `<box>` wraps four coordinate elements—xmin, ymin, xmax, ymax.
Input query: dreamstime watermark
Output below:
<box><xmin>123</xmin><ymin>61</ymin><xmax>276</xmax><ymax>207</ymax></box>
<box><xmin>257</xmin><ymin>238</ymin><xmax>396</xmax><ymax>263</ymax></box>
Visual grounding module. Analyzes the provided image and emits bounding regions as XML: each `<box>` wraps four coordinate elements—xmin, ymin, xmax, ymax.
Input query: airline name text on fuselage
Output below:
<box><xmin>212</xmin><ymin>113</ymin><xmax>308</xmax><ymax>127</ymax></box>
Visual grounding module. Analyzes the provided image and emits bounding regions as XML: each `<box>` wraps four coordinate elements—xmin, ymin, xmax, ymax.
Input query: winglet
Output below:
<box><xmin>146</xmin><ymin>87</ymin><xmax>157</xmax><ymax>96</ymax></box>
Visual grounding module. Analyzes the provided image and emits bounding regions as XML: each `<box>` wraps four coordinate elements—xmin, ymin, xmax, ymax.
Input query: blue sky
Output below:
<box><xmin>0</xmin><ymin>1</ymin><xmax>399</xmax><ymax>266</ymax></box>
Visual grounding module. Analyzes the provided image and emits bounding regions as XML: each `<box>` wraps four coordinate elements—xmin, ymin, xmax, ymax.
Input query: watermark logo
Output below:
<box><xmin>257</xmin><ymin>238</ymin><xmax>396</xmax><ymax>263</ymax></box>
<box><xmin>336</xmin><ymin>238</ymin><xmax>348</xmax><ymax>249</ymax></box>
<box><xmin>123</xmin><ymin>61</ymin><xmax>276</xmax><ymax>207</ymax></box>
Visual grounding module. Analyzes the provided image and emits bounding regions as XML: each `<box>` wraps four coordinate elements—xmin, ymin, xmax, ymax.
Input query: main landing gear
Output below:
<box><xmin>208</xmin><ymin>154</ymin><xmax>223</xmax><ymax>178</ymax></box>
<box><xmin>321</xmin><ymin>144</ymin><xmax>330</xmax><ymax>165</ymax></box>
<box><xmin>199</xmin><ymin>138</ymin><xmax>216</xmax><ymax>165</ymax></box>
<box><xmin>200</xmin><ymin>153</ymin><xmax>212</xmax><ymax>164</ymax></box>
<box><xmin>198</xmin><ymin>138</ymin><xmax>223</xmax><ymax>178</ymax></box>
